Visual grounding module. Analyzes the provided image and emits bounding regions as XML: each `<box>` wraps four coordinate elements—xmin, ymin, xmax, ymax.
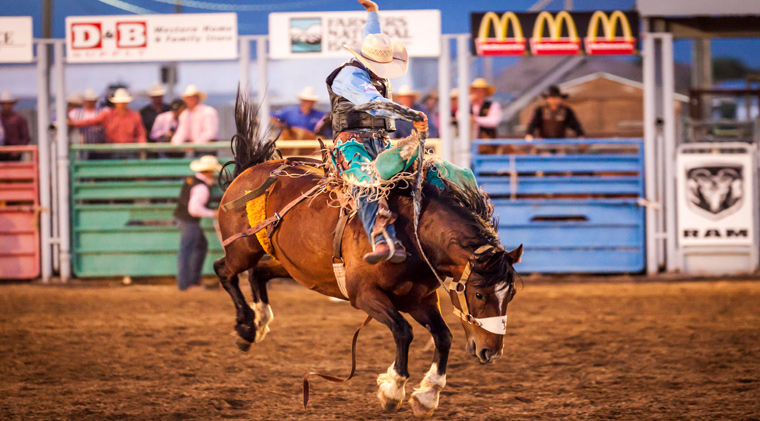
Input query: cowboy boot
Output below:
<box><xmin>388</xmin><ymin>242</ymin><xmax>408</xmax><ymax>263</ymax></box>
<box><xmin>364</xmin><ymin>242</ymin><xmax>391</xmax><ymax>264</ymax></box>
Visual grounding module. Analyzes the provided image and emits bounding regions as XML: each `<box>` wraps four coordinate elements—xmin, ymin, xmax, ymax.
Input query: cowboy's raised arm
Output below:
<box><xmin>359</xmin><ymin>0</ymin><xmax>381</xmax><ymax>36</ymax></box>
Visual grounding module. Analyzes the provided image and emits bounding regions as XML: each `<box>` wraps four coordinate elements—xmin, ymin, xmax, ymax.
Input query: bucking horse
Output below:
<box><xmin>214</xmin><ymin>92</ymin><xmax>522</xmax><ymax>418</ymax></box>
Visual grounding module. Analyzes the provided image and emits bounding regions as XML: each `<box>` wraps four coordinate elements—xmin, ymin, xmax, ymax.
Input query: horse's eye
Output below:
<box><xmin>475</xmin><ymin>292</ymin><xmax>484</xmax><ymax>300</ymax></box>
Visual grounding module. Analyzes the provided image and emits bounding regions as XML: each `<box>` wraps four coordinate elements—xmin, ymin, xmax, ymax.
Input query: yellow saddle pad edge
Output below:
<box><xmin>244</xmin><ymin>191</ymin><xmax>277</xmax><ymax>259</ymax></box>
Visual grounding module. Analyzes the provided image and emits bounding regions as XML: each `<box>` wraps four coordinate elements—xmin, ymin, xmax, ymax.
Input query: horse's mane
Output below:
<box><xmin>421</xmin><ymin>179</ymin><xmax>515</xmax><ymax>289</ymax></box>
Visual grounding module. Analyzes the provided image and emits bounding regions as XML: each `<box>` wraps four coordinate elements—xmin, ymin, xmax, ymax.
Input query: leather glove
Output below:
<box><xmin>413</xmin><ymin>112</ymin><xmax>428</xmax><ymax>134</ymax></box>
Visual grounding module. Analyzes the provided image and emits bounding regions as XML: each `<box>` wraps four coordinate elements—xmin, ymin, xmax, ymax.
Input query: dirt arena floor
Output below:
<box><xmin>1</xmin><ymin>278</ymin><xmax>759</xmax><ymax>420</ymax></box>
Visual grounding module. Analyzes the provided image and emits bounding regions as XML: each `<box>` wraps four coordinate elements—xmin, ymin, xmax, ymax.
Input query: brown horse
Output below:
<box><xmin>215</xmin><ymin>95</ymin><xmax>522</xmax><ymax>418</ymax></box>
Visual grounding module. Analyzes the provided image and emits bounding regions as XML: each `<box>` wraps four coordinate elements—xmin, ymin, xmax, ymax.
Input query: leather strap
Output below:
<box><xmin>221</xmin><ymin>184</ymin><xmax>321</xmax><ymax>247</ymax></box>
<box><xmin>220</xmin><ymin>163</ymin><xmax>290</xmax><ymax>212</ymax></box>
<box><xmin>332</xmin><ymin>208</ymin><xmax>351</xmax><ymax>298</ymax></box>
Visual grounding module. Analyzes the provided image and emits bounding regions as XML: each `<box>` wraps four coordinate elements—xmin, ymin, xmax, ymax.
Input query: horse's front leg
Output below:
<box><xmin>407</xmin><ymin>292</ymin><xmax>452</xmax><ymax>419</ymax></box>
<box><xmin>354</xmin><ymin>287</ymin><xmax>412</xmax><ymax>412</ymax></box>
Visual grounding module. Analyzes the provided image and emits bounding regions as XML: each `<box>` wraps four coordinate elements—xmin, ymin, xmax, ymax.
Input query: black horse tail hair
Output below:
<box><xmin>219</xmin><ymin>86</ymin><xmax>277</xmax><ymax>190</ymax></box>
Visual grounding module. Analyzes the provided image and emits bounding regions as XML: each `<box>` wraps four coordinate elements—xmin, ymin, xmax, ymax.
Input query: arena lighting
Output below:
<box><xmin>529</xmin><ymin>11</ymin><xmax>580</xmax><ymax>56</ymax></box>
<box><xmin>584</xmin><ymin>10</ymin><xmax>636</xmax><ymax>55</ymax></box>
<box><xmin>474</xmin><ymin>11</ymin><xmax>526</xmax><ymax>56</ymax></box>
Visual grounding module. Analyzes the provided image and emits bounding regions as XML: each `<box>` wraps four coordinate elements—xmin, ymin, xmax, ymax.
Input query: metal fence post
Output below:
<box><xmin>661</xmin><ymin>34</ymin><xmax>678</xmax><ymax>272</ymax></box>
<box><xmin>54</xmin><ymin>40</ymin><xmax>71</xmax><ymax>282</ymax></box>
<box><xmin>239</xmin><ymin>36</ymin><xmax>251</xmax><ymax>95</ymax></box>
<box><xmin>643</xmin><ymin>33</ymin><xmax>659</xmax><ymax>275</ymax></box>
<box><xmin>256</xmin><ymin>36</ymin><xmax>270</xmax><ymax>126</ymax></box>
<box><xmin>35</xmin><ymin>40</ymin><xmax>52</xmax><ymax>283</ymax></box>
<box><xmin>438</xmin><ymin>35</ymin><xmax>452</xmax><ymax>163</ymax></box>
<box><xmin>456</xmin><ymin>34</ymin><xmax>471</xmax><ymax>168</ymax></box>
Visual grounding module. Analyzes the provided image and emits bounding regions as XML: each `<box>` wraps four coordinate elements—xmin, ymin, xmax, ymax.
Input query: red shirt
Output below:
<box><xmin>1</xmin><ymin>111</ymin><xmax>31</xmax><ymax>146</ymax></box>
<box><xmin>74</xmin><ymin>108</ymin><xmax>146</xmax><ymax>144</ymax></box>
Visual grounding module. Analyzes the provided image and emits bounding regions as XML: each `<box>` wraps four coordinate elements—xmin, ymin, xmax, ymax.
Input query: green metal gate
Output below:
<box><xmin>70</xmin><ymin>144</ymin><xmax>228</xmax><ymax>277</ymax></box>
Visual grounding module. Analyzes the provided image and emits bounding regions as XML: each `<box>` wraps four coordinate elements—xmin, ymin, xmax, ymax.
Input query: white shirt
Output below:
<box><xmin>151</xmin><ymin>110</ymin><xmax>176</xmax><ymax>140</ymax></box>
<box><xmin>171</xmin><ymin>104</ymin><xmax>219</xmax><ymax>145</ymax></box>
<box><xmin>471</xmin><ymin>101</ymin><xmax>502</xmax><ymax>129</ymax></box>
<box><xmin>187</xmin><ymin>172</ymin><xmax>216</xmax><ymax>219</ymax></box>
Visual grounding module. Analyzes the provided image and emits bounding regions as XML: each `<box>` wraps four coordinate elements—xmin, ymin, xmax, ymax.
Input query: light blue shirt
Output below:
<box><xmin>329</xmin><ymin>12</ymin><xmax>414</xmax><ymax>121</ymax></box>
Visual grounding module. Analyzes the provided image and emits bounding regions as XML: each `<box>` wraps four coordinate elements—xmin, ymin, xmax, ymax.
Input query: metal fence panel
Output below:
<box><xmin>0</xmin><ymin>146</ymin><xmax>40</xmax><ymax>279</ymax></box>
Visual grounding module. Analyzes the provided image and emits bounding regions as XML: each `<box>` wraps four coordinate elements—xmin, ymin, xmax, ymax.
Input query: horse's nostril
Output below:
<box><xmin>478</xmin><ymin>348</ymin><xmax>489</xmax><ymax>361</ymax></box>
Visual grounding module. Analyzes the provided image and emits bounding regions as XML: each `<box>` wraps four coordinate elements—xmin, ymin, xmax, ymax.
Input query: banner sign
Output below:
<box><xmin>0</xmin><ymin>17</ymin><xmax>34</xmax><ymax>63</ymax></box>
<box><xmin>677</xmin><ymin>152</ymin><xmax>755</xmax><ymax>247</ymax></box>
<box><xmin>65</xmin><ymin>13</ymin><xmax>237</xmax><ymax>63</ymax></box>
<box><xmin>269</xmin><ymin>10</ymin><xmax>441</xmax><ymax>59</ymax></box>
<box><xmin>470</xmin><ymin>10</ymin><xmax>639</xmax><ymax>56</ymax></box>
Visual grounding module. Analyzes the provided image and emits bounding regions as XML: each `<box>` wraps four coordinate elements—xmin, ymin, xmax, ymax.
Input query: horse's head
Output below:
<box><xmin>449</xmin><ymin>244</ymin><xmax>522</xmax><ymax>364</ymax></box>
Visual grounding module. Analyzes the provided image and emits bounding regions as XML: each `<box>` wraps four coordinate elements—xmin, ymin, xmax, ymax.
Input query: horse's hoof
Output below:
<box><xmin>377</xmin><ymin>386</ymin><xmax>403</xmax><ymax>412</ymax></box>
<box><xmin>234</xmin><ymin>323</ymin><xmax>257</xmax><ymax>343</ymax></box>
<box><xmin>254</xmin><ymin>325</ymin><xmax>270</xmax><ymax>343</ymax></box>
<box><xmin>409</xmin><ymin>392</ymin><xmax>436</xmax><ymax>419</ymax></box>
<box><xmin>376</xmin><ymin>365</ymin><xmax>407</xmax><ymax>412</ymax></box>
<box><xmin>236</xmin><ymin>338</ymin><xmax>252</xmax><ymax>352</ymax></box>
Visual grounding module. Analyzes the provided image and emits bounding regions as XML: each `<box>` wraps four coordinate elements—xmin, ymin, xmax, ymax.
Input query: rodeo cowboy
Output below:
<box><xmin>326</xmin><ymin>0</ymin><xmax>428</xmax><ymax>265</ymax></box>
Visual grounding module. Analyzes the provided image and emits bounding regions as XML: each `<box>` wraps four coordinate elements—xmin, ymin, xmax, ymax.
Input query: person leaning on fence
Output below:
<box><xmin>0</xmin><ymin>92</ymin><xmax>31</xmax><ymax>161</ymax></box>
<box><xmin>174</xmin><ymin>155</ymin><xmax>220</xmax><ymax>291</ymax></box>
<box><xmin>68</xmin><ymin>89</ymin><xmax>106</xmax><ymax>146</ymax></box>
<box><xmin>171</xmin><ymin>85</ymin><xmax>219</xmax><ymax>153</ymax></box>
<box><xmin>69</xmin><ymin>88</ymin><xmax>146</xmax><ymax>146</ymax></box>
<box><xmin>468</xmin><ymin>78</ymin><xmax>502</xmax><ymax>139</ymax></box>
<box><xmin>140</xmin><ymin>84</ymin><xmax>170</xmax><ymax>140</ymax></box>
<box><xmin>525</xmin><ymin>85</ymin><xmax>584</xmax><ymax>140</ymax></box>
<box><xmin>271</xmin><ymin>86</ymin><xmax>326</xmax><ymax>132</ymax></box>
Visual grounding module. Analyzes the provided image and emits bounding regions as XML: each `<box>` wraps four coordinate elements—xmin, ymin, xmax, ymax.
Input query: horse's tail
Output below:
<box><xmin>220</xmin><ymin>87</ymin><xmax>277</xmax><ymax>190</ymax></box>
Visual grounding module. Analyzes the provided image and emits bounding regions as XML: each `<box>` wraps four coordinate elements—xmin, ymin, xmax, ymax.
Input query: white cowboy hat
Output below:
<box><xmin>66</xmin><ymin>92</ymin><xmax>83</xmax><ymax>105</ymax></box>
<box><xmin>450</xmin><ymin>88</ymin><xmax>459</xmax><ymax>98</ymax></box>
<box><xmin>181</xmin><ymin>84</ymin><xmax>207</xmax><ymax>102</ymax></box>
<box><xmin>344</xmin><ymin>33</ymin><xmax>409</xmax><ymax>79</ymax></box>
<box><xmin>0</xmin><ymin>92</ymin><xmax>19</xmax><ymax>104</ymax></box>
<box><xmin>296</xmin><ymin>86</ymin><xmax>320</xmax><ymax>102</ymax></box>
<box><xmin>394</xmin><ymin>85</ymin><xmax>420</xmax><ymax>99</ymax></box>
<box><xmin>110</xmin><ymin>88</ymin><xmax>133</xmax><ymax>103</ymax></box>
<box><xmin>148</xmin><ymin>83</ymin><xmax>166</xmax><ymax>97</ymax></box>
<box><xmin>83</xmin><ymin>88</ymin><xmax>99</xmax><ymax>101</ymax></box>
<box><xmin>469</xmin><ymin>78</ymin><xmax>495</xmax><ymax>96</ymax></box>
<box><xmin>190</xmin><ymin>155</ymin><xmax>222</xmax><ymax>173</ymax></box>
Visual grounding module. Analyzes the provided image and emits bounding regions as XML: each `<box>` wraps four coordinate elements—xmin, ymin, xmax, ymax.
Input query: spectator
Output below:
<box><xmin>0</xmin><ymin>92</ymin><xmax>31</xmax><ymax>161</ymax></box>
<box><xmin>173</xmin><ymin>155</ymin><xmax>220</xmax><ymax>291</ymax></box>
<box><xmin>140</xmin><ymin>84</ymin><xmax>170</xmax><ymax>141</ymax></box>
<box><xmin>390</xmin><ymin>85</ymin><xmax>420</xmax><ymax>139</ymax></box>
<box><xmin>68</xmin><ymin>88</ymin><xmax>106</xmax><ymax>145</ymax></box>
<box><xmin>171</xmin><ymin>85</ymin><xmax>219</xmax><ymax>149</ymax></box>
<box><xmin>70</xmin><ymin>88</ymin><xmax>146</xmax><ymax>145</ymax></box>
<box><xmin>151</xmin><ymin>99</ymin><xmax>186</xmax><ymax>142</ymax></box>
<box><xmin>421</xmin><ymin>90</ymin><xmax>440</xmax><ymax>138</ymax></box>
<box><xmin>271</xmin><ymin>86</ymin><xmax>325</xmax><ymax>132</ymax></box>
<box><xmin>469</xmin><ymin>78</ymin><xmax>502</xmax><ymax>139</ymax></box>
<box><xmin>525</xmin><ymin>85</ymin><xmax>584</xmax><ymax>140</ymax></box>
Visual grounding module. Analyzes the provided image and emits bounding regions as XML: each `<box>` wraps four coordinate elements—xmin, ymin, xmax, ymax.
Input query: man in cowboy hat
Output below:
<box><xmin>140</xmin><ymin>84</ymin><xmax>170</xmax><ymax>140</ymax></box>
<box><xmin>272</xmin><ymin>86</ymin><xmax>326</xmax><ymax>132</ymax></box>
<box><xmin>468</xmin><ymin>78</ymin><xmax>502</xmax><ymax>139</ymax></box>
<box><xmin>390</xmin><ymin>85</ymin><xmax>420</xmax><ymax>139</ymax></box>
<box><xmin>525</xmin><ymin>85</ymin><xmax>584</xmax><ymax>140</ymax></box>
<box><xmin>174</xmin><ymin>155</ymin><xmax>220</xmax><ymax>291</ymax></box>
<box><xmin>326</xmin><ymin>0</ymin><xmax>428</xmax><ymax>264</ymax></box>
<box><xmin>70</xmin><ymin>88</ymin><xmax>146</xmax><ymax>147</ymax></box>
<box><xmin>171</xmin><ymin>84</ymin><xmax>219</xmax><ymax>147</ymax></box>
<box><xmin>0</xmin><ymin>92</ymin><xmax>31</xmax><ymax>160</ymax></box>
<box><xmin>67</xmin><ymin>88</ymin><xmax>106</xmax><ymax>146</ymax></box>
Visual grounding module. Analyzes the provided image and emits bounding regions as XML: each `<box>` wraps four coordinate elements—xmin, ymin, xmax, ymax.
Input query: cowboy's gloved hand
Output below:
<box><xmin>413</xmin><ymin>112</ymin><xmax>428</xmax><ymax>134</ymax></box>
<box><xmin>358</xmin><ymin>0</ymin><xmax>379</xmax><ymax>12</ymax></box>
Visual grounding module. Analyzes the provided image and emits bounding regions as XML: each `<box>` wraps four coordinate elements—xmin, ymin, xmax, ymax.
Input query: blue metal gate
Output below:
<box><xmin>472</xmin><ymin>138</ymin><xmax>645</xmax><ymax>273</ymax></box>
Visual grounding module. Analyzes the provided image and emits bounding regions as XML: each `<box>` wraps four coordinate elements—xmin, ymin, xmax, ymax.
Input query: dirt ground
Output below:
<box><xmin>1</xmin><ymin>278</ymin><xmax>759</xmax><ymax>420</ymax></box>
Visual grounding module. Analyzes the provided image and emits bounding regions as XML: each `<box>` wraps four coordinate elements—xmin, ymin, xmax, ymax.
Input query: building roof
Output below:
<box><xmin>558</xmin><ymin>71</ymin><xmax>690</xmax><ymax>102</ymax></box>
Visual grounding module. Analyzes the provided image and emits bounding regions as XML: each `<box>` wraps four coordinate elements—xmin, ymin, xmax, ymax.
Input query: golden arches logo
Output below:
<box><xmin>587</xmin><ymin>10</ymin><xmax>633</xmax><ymax>42</ymax></box>
<box><xmin>532</xmin><ymin>11</ymin><xmax>578</xmax><ymax>42</ymax></box>
<box><xmin>477</xmin><ymin>11</ymin><xmax>524</xmax><ymax>42</ymax></box>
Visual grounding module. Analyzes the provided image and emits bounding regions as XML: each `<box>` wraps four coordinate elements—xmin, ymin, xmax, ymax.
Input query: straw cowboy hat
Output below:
<box><xmin>542</xmin><ymin>85</ymin><xmax>569</xmax><ymax>99</ymax></box>
<box><xmin>296</xmin><ymin>86</ymin><xmax>320</xmax><ymax>102</ymax></box>
<box><xmin>394</xmin><ymin>85</ymin><xmax>420</xmax><ymax>99</ymax></box>
<box><xmin>148</xmin><ymin>84</ymin><xmax>166</xmax><ymax>97</ymax></box>
<box><xmin>450</xmin><ymin>88</ymin><xmax>459</xmax><ymax>98</ymax></box>
<box><xmin>83</xmin><ymin>88</ymin><xmax>99</xmax><ymax>101</ymax></box>
<box><xmin>0</xmin><ymin>92</ymin><xmax>19</xmax><ymax>104</ymax></box>
<box><xmin>66</xmin><ymin>92</ymin><xmax>83</xmax><ymax>106</ymax></box>
<box><xmin>190</xmin><ymin>155</ymin><xmax>222</xmax><ymax>173</ymax></box>
<box><xmin>469</xmin><ymin>78</ymin><xmax>495</xmax><ymax>96</ymax></box>
<box><xmin>344</xmin><ymin>33</ymin><xmax>409</xmax><ymax>79</ymax></box>
<box><xmin>181</xmin><ymin>85</ymin><xmax>207</xmax><ymax>102</ymax></box>
<box><xmin>110</xmin><ymin>88</ymin><xmax>133</xmax><ymax>103</ymax></box>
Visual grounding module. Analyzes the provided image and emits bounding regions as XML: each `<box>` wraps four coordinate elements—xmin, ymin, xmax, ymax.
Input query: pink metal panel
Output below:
<box><xmin>0</xmin><ymin>146</ymin><xmax>40</xmax><ymax>279</ymax></box>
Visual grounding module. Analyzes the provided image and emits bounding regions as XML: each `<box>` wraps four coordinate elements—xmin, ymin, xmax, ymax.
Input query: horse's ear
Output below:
<box><xmin>507</xmin><ymin>244</ymin><xmax>523</xmax><ymax>264</ymax></box>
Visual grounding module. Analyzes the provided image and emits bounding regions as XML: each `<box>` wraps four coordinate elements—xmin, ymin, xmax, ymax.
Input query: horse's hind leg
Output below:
<box><xmin>214</xmin><ymin>251</ymin><xmax>264</xmax><ymax>351</ymax></box>
<box><xmin>406</xmin><ymin>293</ymin><xmax>452</xmax><ymax>418</ymax></box>
<box><xmin>247</xmin><ymin>256</ymin><xmax>289</xmax><ymax>343</ymax></box>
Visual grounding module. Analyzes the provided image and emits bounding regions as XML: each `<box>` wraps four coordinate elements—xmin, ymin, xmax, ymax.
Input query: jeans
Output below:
<box><xmin>176</xmin><ymin>219</ymin><xmax>208</xmax><ymax>290</ymax></box>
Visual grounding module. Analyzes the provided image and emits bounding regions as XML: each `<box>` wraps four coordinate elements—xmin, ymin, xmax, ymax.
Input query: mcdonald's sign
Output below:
<box><xmin>584</xmin><ymin>11</ymin><xmax>636</xmax><ymax>55</ymax></box>
<box><xmin>470</xmin><ymin>10</ymin><xmax>639</xmax><ymax>57</ymax></box>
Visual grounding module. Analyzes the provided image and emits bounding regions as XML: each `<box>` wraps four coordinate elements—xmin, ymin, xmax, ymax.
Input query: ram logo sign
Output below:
<box><xmin>470</xmin><ymin>10</ymin><xmax>639</xmax><ymax>57</ymax></box>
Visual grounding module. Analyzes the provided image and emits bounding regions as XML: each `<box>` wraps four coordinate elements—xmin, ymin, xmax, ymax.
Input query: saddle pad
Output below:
<box><xmin>245</xmin><ymin>192</ymin><xmax>277</xmax><ymax>259</ymax></box>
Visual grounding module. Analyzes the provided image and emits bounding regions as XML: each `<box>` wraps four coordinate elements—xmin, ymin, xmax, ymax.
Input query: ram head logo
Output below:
<box><xmin>685</xmin><ymin>165</ymin><xmax>743</xmax><ymax>220</ymax></box>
